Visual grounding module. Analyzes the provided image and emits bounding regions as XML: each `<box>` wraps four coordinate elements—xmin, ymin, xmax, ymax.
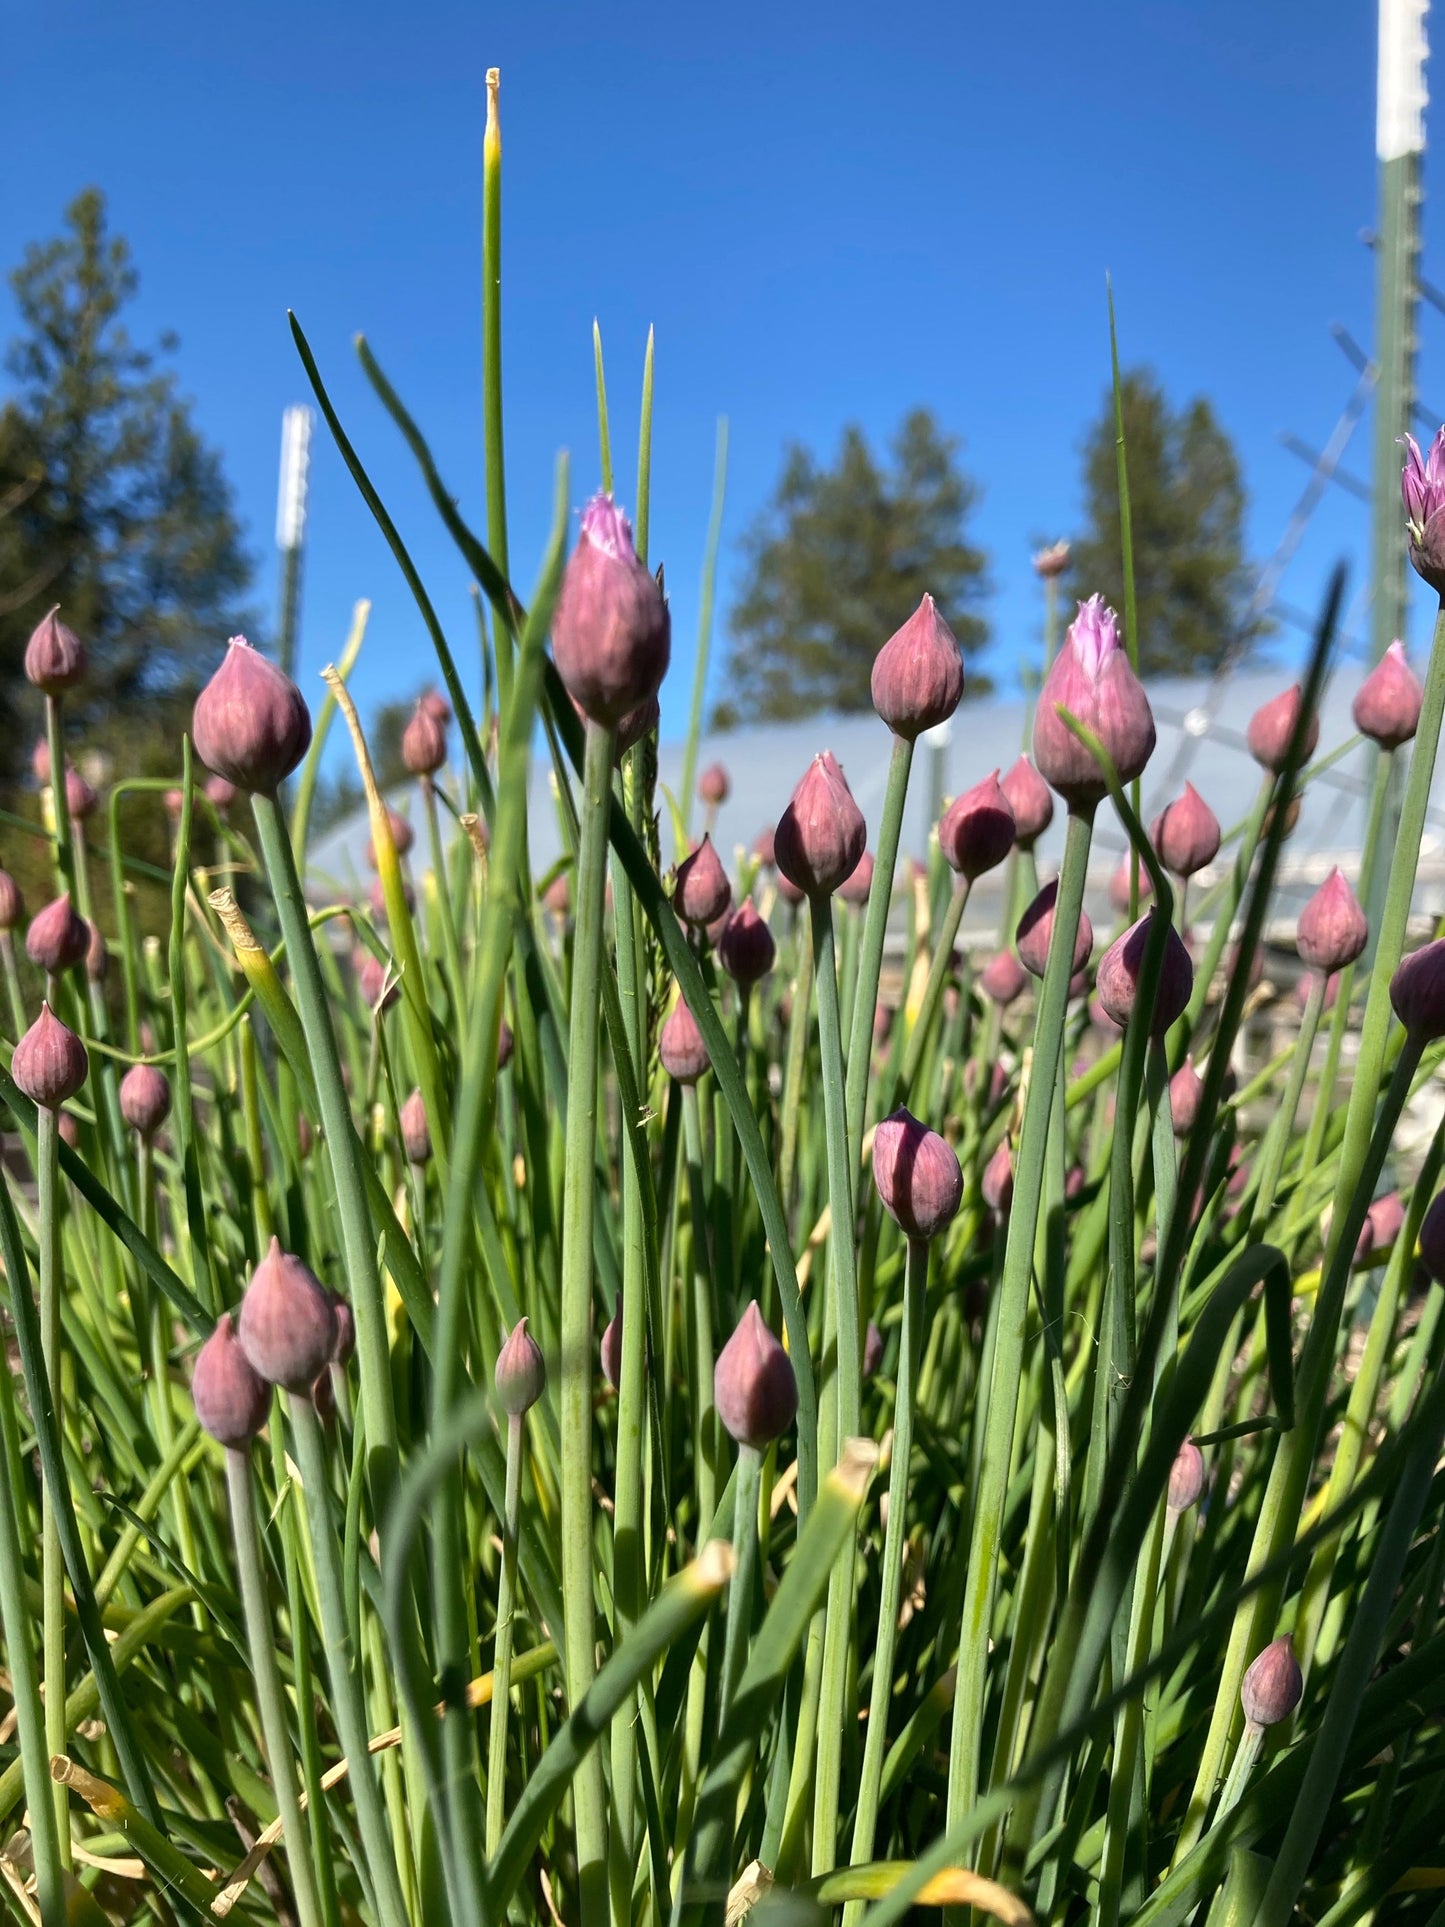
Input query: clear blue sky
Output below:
<box><xmin>5</xmin><ymin>0</ymin><xmax>1438</xmax><ymax>754</ymax></box>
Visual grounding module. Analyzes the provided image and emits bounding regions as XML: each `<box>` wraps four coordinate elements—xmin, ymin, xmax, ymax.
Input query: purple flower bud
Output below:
<box><xmin>1151</xmin><ymin>783</ymin><xmax>1221</xmax><ymax>879</ymax></box>
<box><xmin>1401</xmin><ymin>429</ymin><xmax>1445</xmax><ymax>591</ymax></box>
<box><xmin>495</xmin><ymin>1316</ymin><xmax>546</xmax><ymax>1416</ymax></box>
<box><xmin>204</xmin><ymin>774</ymin><xmax>239</xmax><ymax>812</ymax></box>
<box><xmin>543</xmin><ymin>873</ymin><xmax>570</xmax><ymax>919</ymax></box>
<box><xmin>674</xmin><ymin>836</ymin><xmax>732</xmax><ymax>928</ymax></box>
<box><xmin>718</xmin><ymin>900</ymin><xmax>776</xmax><ymax>986</ymax></box>
<box><xmin>1167</xmin><ymin>1438</ymin><xmax>1206</xmax><ymax>1512</ymax></box>
<box><xmin>776</xmin><ymin>869</ymin><xmax>805</xmax><ymax>908</ymax></box>
<box><xmin>296</xmin><ymin>1114</ymin><xmax>315</xmax><ymax>1160</ymax></box>
<box><xmin>660</xmin><ymin>993</ymin><xmax>710</xmax><ymax>1084</ymax></box>
<box><xmin>25</xmin><ymin>893</ymin><xmax>89</xmax><ymax>976</ymax></box>
<box><xmin>939</xmin><ymin>772</ymin><xmax>1016</xmax><ymax>880</ymax></box>
<box><xmin>1109</xmin><ymin>856</ymin><xmax>1153</xmax><ymax>916</ymax></box>
<box><xmin>1169</xmin><ymin>1056</ymin><xmax>1204</xmax><ymax>1138</ymax></box>
<box><xmin>600</xmin><ymin>1301</ymin><xmax>624</xmax><ymax>1391</ymax></box>
<box><xmin>400</xmin><ymin>1087</ymin><xmax>431</xmax><ymax>1165</ymax></box>
<box><xmin>1033</xmin><ymin>541</ymin><xmax>1070</xmax><ymax>579</ymax></box>
<box><xmin>1353</xmin><ymin>640</ymin><xmax>1422</xmax><ymax>749</ymax></box>
<box><xmin>1240</xmin><ymin>1635</ymin><xmax>1303</xmax><ymax>1729</ymax></box>
<box><xmin>356</xmin><ymin>951</ymin><xmax>398</xmax><ymax>1012</ymax></box>
<box><xmin>1246</xmin><ymin>684</ymin><xmax>1319</xmax><ymax>776</ymax></box>
<box><xmin>65</xmin><ymin>767</ymin><xmax>98</xmax><ymax>822</ymax></box>
<box><xmin>24</xmin><ymin>609</ymin><xmax>86</xmax><ymax>694</ymax></box>
<box><xmin>0</xmin><ymin>870</ymin><xmax>21</xmax><ymax>931</ymax></box>
<box><xmin>1366</xmin><ymin>1190</ymin><xmax>1405</xmax><ymax>1251</ymax></box>
<box><xmin>10</xmin><ymin>1003</ymin><xmax>89</xmax><ymax>1109</ymax></box>
<box><xmin>1032</xmin><ymin>596</ymin><xmax>1155</xmax><ymax>807</ymax></box>
<box><xmin>714</xmin><ymin>1302</ymin><xmax>798</xmax><ymax>1449</ymax></box>
<box><xmin>1389</xmin><ymin>937</ymin><xmax>1445</xmax><ymax>1043</ymax></box>
<box><xmin>191</xmin><ymin>1312</ymin><xmax>271</xmax><ymax>1447</ymax></box>
<box><xmin>552</xmin><ymin>494</ymin><xmax>671</xmax><ymax>726</ymax></box>
<box><xmin>119</xmin><ymin>1063</ymin><xmax>172</xmax><ymax>1140</ymax></box>
<box><xmin>1297</xmin><ymin>868</ymin><xmax>1367</xmax><ymax>975</ymax></box>
<box><xmin>753</xmin><ymin>826</ymin><xmax>777</xmax><ymax>870</ymax></box>
<box><xmin>84</xmin><ymin>919</ymin><xmax>108</xmax><ymax>983</ymax></box>
<box><xmin>774</xmin><ymin>752</ymin><xmax>868</xmax><ymax>899</ymax></box>
<box><xmin>192</xmin><ymin>637</ymin><xmax>312</xmax><ymax>794</ymax></box>
<box><xmin>163</xmin><ymin>788</ymin><xmax>186</xmax><ymax>822</ymax></box>
<box><xmin>872</xmin><ymin>1106</ymin><xmax>963</xmax><ymax>1241</ymax></box>
<box><xmin>1096</xmin><ymin>913</ymin><xmax>1194</xmax><ymax>1036</ymax></box>
<box><xmin>421</xmin><ymin>688</ymin><xmax>451</xmax><ymax>725</ymax></box>
<box><xmin>237</xmin><ymin>1238</ymin><xmax>337</xmax><ymax>1394</ymax></box>
<box><xmin>981</xmin><ymin>1141</ymin><xmax>1014</xmax><ymax>1214</ymax></box>
<box><xmin>838</xmin><ymin>850</ymin><xmax>875</xmax><ymax>907</ymax></box>
<box><xmin>1016</xmin><ymin>879</ymin><xmax>1093</xmax><ymax>982</ymax></box>
<box><xmin>330</xmin><ymin>1294</ymin><xmax>356</xmax><ymax>1364</ymax></box>
<box><xmin>1418</xmin><ymin>1188</ymin><xmax>1445</xmax><ymax>1281</ymax></box>
<box><xmin>401</xmin><ymin>699</ymin><xmax>447</xmax><ymax>776</ymax></box>
<box><xmin>1000</xmin><ymin>755</ymin><xmax>1054</xmax><ymax>851</ymax></box>
<box><xmin>614</xmin><ymin>698</ymin><xmax>660</xmax><ymax>760</ymax></box>
<box><xmin>698</xmin><ymin>762</ymin><xmax>731</xmax><ymax>806</ymax></box>
<box><xmin>869</xmin><ymin>595</ymin><xmax>965</xmax><ymax>740</ymax></box>
<box><xmin>863</xmin><ymin>1320</ymin><xmax>885</xmax><ymax>1378</ymax></box>
<box><xmin>365</xmin><ymin>807</ymin><xmax>415</xmax><ymax>868</ymax></box>
<box><xmin>980</xmin><ymin>948</ymin><xmax>1028</xmax><ymax>1007</ymax></box>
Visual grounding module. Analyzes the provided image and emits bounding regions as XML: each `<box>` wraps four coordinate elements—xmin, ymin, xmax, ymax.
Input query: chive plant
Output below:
<box><xmin>3</xmin><ymin>85</ymin><xmax>1445</xmax><ymax>1927</ymax></box>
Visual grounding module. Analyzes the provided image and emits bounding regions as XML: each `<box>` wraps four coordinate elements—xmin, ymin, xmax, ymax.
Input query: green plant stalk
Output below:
<box><xmin>36</xmin><ymin>1103</ymin><xmax>71</xmax><ymax>1865</ymax></box>
<box><xmin>44</xmin><ymin>694</ymin><xmax>74</xmax><ymax>893</ymax></box>
<box><xmin>1096</xmin><ymin>1496</ymin><xmax>1170</xmax><ymax>1927</ymax></box>
<box><xmin>291</xmin><ymin>598</ymin><xmax>370</xmax><ymax>864</ymax></box>
<box><xmin>168</xmin><ymin>739</ymin><xmax>216</xmax><ymax>1315</ymax></box>
<box><xmin>421</xmin><ymin>774</ymin><xmax>465</xmax><ymax>1009</ymax></box>
<box><xmin>482</xmin><ymin>68</ymin><xmax>510</xmax><ymax>620</ymax></box>
<box><xmin>485</xmin><ymin>1410</ymin><xmax>525</xmax><ymax>1856</ymax></box>
<box><xmin>945</xmin><ymin>805</ymin><xmax>1094</xmax><ymax>1832</ymax></box>
<box><xmin>718</xmin><ymin>1443</ymin><xmax>762</xmax><ymax>1726</ymax></box>
<box><xmin>558</xmin><ymin>715</ymin><xmax>618</xmax><ymax>1926</ymax></box>
<box><xmin>844</xmin><ymin>736</ymin><xmax>914</xmax><ymax>1180</ymax></box>
<box><xmin>223</xmin><ymin>1447</ymin><xmax>324</xmax><ymax>1927</ymax></box>
<box><xmin>592</xmin><ymin>318</ymin><xmax>613</xmax><ymax>493</ymax></box>
<box><xmin>847</xmin><ymin>1235</ymin><xmax>928</xmax><ymax>1914</ymax></box>
<box><xmin>1247</xmin><ymin>971</ymin><xmax>1324</xmax><ymax>1232</ymax></box>
<box><xmin>893</xmin><ymin>876</ymin><xmax>970</xmax><ymax>1104</ymax></box>
<box><xmin>680</xmin><ymin>418</ymin><xmax>728</xmax><ymax>837</ymax></box>
<box><xmin>0</xmin><ymin>930</ymin><xmax>24</xmax><ymax>1038</ymax></box>
<box><xmin>677</xmin><ymin>1080</ymin><xmax>719</xmax><ymax>1846</ymax></box>
<box><xmin>778</xmin><ymin>921</ymin><xmax>814</xmax><ymax>1224</ymax></box>
<box><xmin>634</xmin><ymin>325</ymin><xmax>655</xmax><ymax>562</ymax></box>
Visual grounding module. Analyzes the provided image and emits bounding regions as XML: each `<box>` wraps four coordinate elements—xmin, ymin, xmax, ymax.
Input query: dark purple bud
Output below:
<box><xmin>401</xmin><ymin>699</ymin><xmax>447</xmax><ymax>776</ymax></box>
<box><xmin>1016</xmin><ymin>879</ymin><xmax>1093</xmax><ymax>982</ymax></box>
<box><xmin>1167</xmin><ymin>1439</ymin><xmax>1206</xmax><ymax>1512</ymax></box>
<box><xmin>237</xmin><ymin>1238</ymin><xmax>338</xmax><ymax>1394</ymax></box>
<box><xmin>714</xmin><ymin>1302</ymin><xmax>798</xmax><ymax>1448</ymax></box>
<box><xmin>496</xmin><ymin>1316</ymin><xmax>546</xmax><ymax>1416</ymax></box>
<box><xmin>400</xmin><ymin>1088</ymin><xmax>431</xmax><ymax>1165</ymax></box>
<box><xmin>192</xmin><ymin>637</ymin><xmax>312</xmax><ymax>793</ymax></box>
<box><xmin>552</xmin><ymin>494</ymin><xmax>671</xmax><ymax>726</ymax></box>
<box><xmin>65</xmin><ymin>767</ymin><xmax>98</xmax><ymax>821</ymax></box>
<box><xmin>1401</xmin><ymin>429</ymin><xmax>1445</xmax><ymax>592</ymax></box>
<box><xmin>11</xmin><ymin>1003</ymin><xmax>89</xmax><ymax>1109</ymax></box>
<box><xmin>869</xmin><ymin>594</ymin><xmax>965</xmax><ymax>740</ymax></box>
<box><xmin>1096</xmin><ymin>913</ymin><xmax>1194</xmax><ymax>1036</ymax></box>
<box><xmin>698</xmin><ymin>762</ymin><xmax>731</xmax><ymax>806</ymax></box>
<box><xmin>24</xmin><ymin>608</ymin><xmax>86</xmax><ymax>694</ymax></box>
<box><xmin>1418</xmin><ymin>1189</ymin><xmax>1445</xmax><ymax>1281</ymax></box>
<box><xmin>872</xmin><ymin>1106</ymin><xmax>963</xmax><ymax>1241</ymax></box>
<box><xmin>25</xmin><ymin>893</ymin><xmax>89</xmax><ymax>976</ymax></box>
<box><xmin>1151</xmin><ymin>783</ymin><xmax>1221</xmax><ymax>879</ymax></box>
<box><xmin>1109</xmin><ymin>856</ymin><xmax>1153</xmax><ymax>916</ymax></box>
<box><xmin>1246</xmin><ymin>684</ymin><xmax>1319</xmax><ymax>775</ymax></box>
<box><xmin>600</xmin><ymin>1301</ymin><xmax>624</xmax><ymax>1391</ymax></box>
<box><xmin>0</xmin><ymin>870</ymin><xmax>21</xmax><ymax>931</ymax></box>
<box><xmin>660</xmin><ymin>993</ymin><xmax>710</xmax><ymax>1084</ymax></box>
<box><xmin>365</xmin><ymin>807</ymin><xmax>415</xmax><ymax>868</ymax></box>
<box><xmin>1169</xmin><ymin>1057</ymin><xmax>1204</xmax><ymax>1138</ymax></box>
<box><xmin>1389</xmin><ymin>937</ymin><xmax>1445</xmax><ymax>1043</ymax></box>
<box><xmin>1032</xmin><ymin>596</ymin><xmax>1155</xmax><ymax>807</ymax></box>
<box><xmin>614</xmin><ymin>696</ymin><xmax>660</xmax><ymax>760</ymax></box>
<box><xmin>753</xmin><ymin>825</ymin><xmax>777</xmax><ymax>870</ymax></box>
<box><xmin>1297</xmin><ymin>868</ymin><xmax>1367</xmax><ymax>975</ymax></box>
<box><xmin>119</xmin><ymin>1063</ymin><xmax>171</xmax><ymax>1140</ymax></box>
<box><xmin>1000</xmin><ymin>755</ymin><xmax>1054</xmax><ymax>850</ymax></box>
<box><xmin>939</xmin><ymin>771</ymin><xmax>1016</xmax><ymax>880</ymax></box>
<box><xmin>980</xmin><ymin>948</ymin><xmax>1028</xmax><ymax>1006</ymax></box>
<box><xmin>192</xmin><ymin>1312</ymin><xmax>271</xmax><ymax>1447</ymax></box>
<box><xmin>674</xmin><ymin>836</ymin><xmax>732</xmax><ymax>927</ymax></box>
<box><xmin>838</xmin><ymin>850</ymin><xmax>875</xmax><ymax>907</ymax></box>
<box><xmin>1240</xmin><ymin>1635</ymin><xmax>1303</xmax><ymax>1728</ymax></box>
<box><xmin>718</xmin><ymin>900</ymin><xmax>776</xmax><ymax>986</ymax></box>
<box><xmin>1353</xmin><ymin>640</ymin><xmax>1422</xmax><ymax>749</ymax></box>
<box><xmin>981</xmin><ymin>1141</ymin><xmax>1014</xmax><ymax>1214</ymax></box>
<box><xmin>863</xmin><ymin>1321</ymin><xmax>885</xmax><ymax>1378</ymax></box>
<box><xmin>774</xmin><ymin>752</ymin><xmax>868</xmax><ymax>899</ymax></box>
<box><xmin>204</xmin><ymin>773</ymin><xmax>239</xmax><ymax>811</ymax></box>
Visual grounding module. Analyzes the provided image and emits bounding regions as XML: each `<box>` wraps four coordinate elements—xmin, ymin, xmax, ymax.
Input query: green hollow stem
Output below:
<box><xmin>844</xmin><ymin>736</ymin><xmax>914</xmax><ymax>1179</ymax></box>
<box><xmin>718</xmin><ymin>1444</ymin><xmax>762</xmax><ymax>1723</ymax></box>
<box><xmin>894</xmin><ymin>877</ymin><xmax>970</xmax><ymax>1105</ymax></box>
<box><xmin>486</xmin><ymin>1411</ymin><xmax>525</xmax><ymax>1857</ymax></box>
<box><xmin>558</xmin><ymin>717</ymin><xmax>617</xmax><ymax>1927</ymax></box>
<box><xmin>223</xmin><ymin>1447</ymin><xmax>325</xmax><ymax>1927</ymax></box>
<box><xmin>37</xmin><ymin>1103</ymin><xmax>70</xmax><ymax>1866</ymax></box>
<box><xmin>0</xmin><ymin>932</ymin><xmax>24</xmax><ymax>1038</ymax></box>
<box><xmin>421</xmin><ymin>775</ymin><xmax>465</xmax><ymax>1009</ymax></box>
<box><xmin>288</xmin><ymin>1394</ymin><xmax>410</xmax><ymax>1927</ymax></box>
<box><xmin>945</xmin><ymin>805</ymin><xmax>1094</xmax><ymax>1835</ymax></box>
<box><xmin>846</xmin><ymin>1234</ymin><xmax>928</xmax><ymax>1918</ymax></box>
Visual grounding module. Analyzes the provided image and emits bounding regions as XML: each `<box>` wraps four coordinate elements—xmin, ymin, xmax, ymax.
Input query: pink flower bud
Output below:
<box><xmin>1401</xmin><ymin>429</ymin><xmax>1445</xmax><ymax>591</ymax></box>
<box><xmin>1297</xmin><ymin>868</ymin><xmax>1367</xmax><ymax>975</ymax></box>
<box><xmin>204</xmin><ymin>774</ymin><xmax>239</xmax><ymax>812</ymax></box>
<box><xmin>401</xmin><ymin>699</ymin><xmax>447</xmax><ymax>776</ymax></box>
<box><xmin>1366</xmin><ymin>1190</ymin><xmax>1405</xmax><ymax>1251</ymax></box>
<box><xmin>552</xmin><ymin>494</ymin><xmax>671</xmax><ymax>726</ymax></box>
<box><xmin>939</xmin><ymin>772</ymin><xmax>1015</xmax><ymax>880</ymax></box>
<box><xmin>544</xmin><ymin>873</ymin><xmax>570</xmax><ymax>919</ymax></box>
<box><xmin>718</xmin><ymin>900</ymin><xmax>776</xmax><ymax>986</ymax></box>
<box><xmin>356</xmin><ymin>952</ymin><xmax>398</xmax><ymax>1011</ymax></box>
<box><xmin>400</xmin><ymin>1088</ymin><xmax>431</xmax><ymax>1165</ymax></box>
<box><xmin>495</xmin><ymin>1316</ymin><xmax>546</xmax><ymax>1416</ymax></box>
<box><xmin>24</xmin><ymin>609</ymin><xmax>86</xmax><ymax>694</ymax></box>
<box><xmin>698</xmin><ymin>762</ymin><xmax>731</xmax><ymax>806</ymax></box>
<box><xmin>660</xmin><ymin>993</ymin><xmax>710</xmax><ymax>1084</ymax></box>
<box><xmin>192</xmin><ymin>637</ymin><xmax>312</xmax><ymax>793</ymax></box>
<box><xmin>119</xmin><ymin>1063</ymin><xmax>171</xmax><ymax>1139</ymax></box>
<box><xmin>1240</xmin><ymin>1635</ymin><xmax>1303</xmax><ymax>1728</ymax></box>
<box><xmin>1096</xmin><ymin>913</ymin><xmax>1194</xmax><ymax>1036</ymax></box>
<box><xmin>163</xmin><ymin>789</ymin><xmax>185</xmax><ymax>821</ymax></box>
<box><xmin>615</xmin><ymin>698</ymin><xmax>660</xmax><ymax>760</ymax></box>
<box><xmin>1246</xmin><ymin>684</ymin><xmax>1319</xmax><ymax>775</ymax></box>
<box><xmin>872</xmin><ymin>1106</ymin><xmax>964</xmax><ymax>1241</ymax></box>
<box><xmin>1418</xmin><ymin>1189</ymin><xmax>1445</xmax><ymax>1281</ymax></box>
<box><xmin>1016</xmin><ymin>879</ymin><xmax>1093</xmax><ymax>982</ymax></box>
<box><xmin>674</xmin><ymin>836</ymin><xmax>732</xmax><ymax>927</ymax></box>
<box><xmin>753</xmin><ymin>825</ymin><xmax>777</xmax><ymax>869</ymax></box>
<box><xmin>1389</xmin><ymin>937</ymin><xmax>1445</xmax><ymax>1043</ymax></box>
<box><xmin>10</xmin><ymin>1003</ymin><xmax>89</xmax><ymax>1109</ymax></box>
<box><xmin>838</xmin><ymin>850</ymin><xmax>875</xmax><ymax>907</ymax></box>
<box><xmin>600</xmin><ymin>1301</ymin><xmax>624</xmax><ymax>1391</ymax></box>
<box><xmin>1151</xmin><ymin>783</ymin><xmax>1221</xmax><ymax>879</ymax></box>
<box><xmin>980</xmin><ymin>949</ymin><xmax>1028</xmax><ymax>1007</ymax></box>
<box><xmin>365</xmin><ymin>807</ymin><xmax>414</xmax><ymax>868</ymax></box>
<box><xmin>863</xmin><ymin>1321</ymin><xmax>885</xmax><ymax>1378</ymax></box>
<box><xmin>25</xmin><ymin>893</ymin><xmax>89</xmax><ymax>976</ymax></box>
<box><xmin>982</xmin><ymin>1141</ymin><xmax>1014</xmax><ymax>1214</ymax></box>
<box><xmin>329</xmin><ymin>1293</ymin><xmax>355</xmax><ymax>1364</ymax></box>
<box><xmin>1353</xmin><ymin>640</ymin><xmax>1422</xmax><ymax>749</ymax></box>
<box><xmin>1032</xmin><ymin>596</ymin><xmax>1155</xmax><ymax>807</ymax></box>
<box><xmin>1169</xmin><ymin>1056</ymin><xmax>1204</xmax><ymax>1138</ymax></box>
<box><xmin>714</xmin><ymin>1302</ymin><xmax>798</xmax><ymax>1448</ymax></box>
<box><xmin>774</xmin><ymin>752</ymin><xmax>867</xmax><ymax>899</ymax></box>
<box><xmin>369</xmin><ymin>874</ymin><xmax>415</xmax><ymax>924</ymax></box>
<box><xmin>85</xmin><ymin>919</ymin><xmax>108</xmax><ymax>983</ymax></box>
<box><xmin>1109</xmin><ymin>856</ymin><xmax>1153</xmax><ymax>916</ymax></box>
<box><xmin>1089</xmin><ymin>992</ymin><xmax>1122</xmax><ymax>1036</ymax></box>
<box><xmin>237</xmin><ymin>1238</ymin><xmax>338</xmax><ymax>1394</ymax></box>
<box><xmin>0</xmin><ymin>871</ymin><xmax>20</xmax><ymax>932</ymax></box>
<box><xmin>870</xmin><ymin>594</ymin><xmax>965</xmax><ymax>740</ymax></box>
<box><xmin>64</xmin><ymin>767</ymin><xmax>98</xmax><ymax>822</ymax></box>
<box><xmin>1000</xmin><ymin>755</ymin><xmax>1054</xmax><ymax>850</ymax></box>
<box><xmin>192</xmin><ymin>1313</ymin><xmax>271</xmax><ymax>1447</ymax></box>
<box><xmin>421</xmin><ymin>688</ymin><xmax>451</xmax><ymax>725</ymax></box>
<box><xmin>1033</xmin><ymin>541</ymin><xmax>1070</xmax><ymax>579</ymax></box>
<box><xmin>31</xmin><ymin>738</ymin><xmax>50</xmax><ymax>786</ymax></box>
<box><xmin>1167</xmin><ymin>1438</ymin><xmax>1206</xmax><ymax>1512</ymax></box>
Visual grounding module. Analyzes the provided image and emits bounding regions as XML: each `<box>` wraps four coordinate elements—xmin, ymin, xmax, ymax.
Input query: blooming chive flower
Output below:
<box><xmin>1401</xmin><ymin>427</ymin><xmax>1445</xmax><ymax>591</ymax></box>
<box><xmin>1032</xmin><ymin>595</ymin><xmax>1156</xmax><ymax>807</ymax></box>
